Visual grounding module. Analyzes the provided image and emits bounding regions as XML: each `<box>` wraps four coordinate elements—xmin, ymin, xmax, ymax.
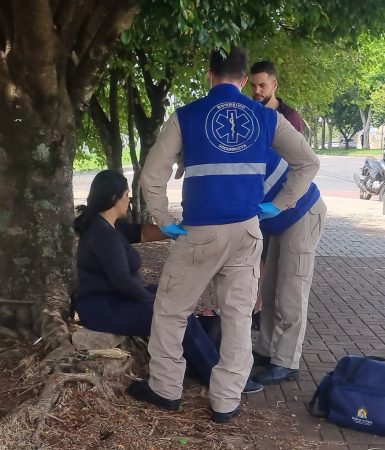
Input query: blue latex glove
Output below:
<box><xmin>258</xmin><ymin>202</ymin><xmax>281</xmax><ymax>220</ymax></box>
<box><xmin>160</xmin><ymin>223</ymin><xmax>188</xmax><ymax>240</ymax></box>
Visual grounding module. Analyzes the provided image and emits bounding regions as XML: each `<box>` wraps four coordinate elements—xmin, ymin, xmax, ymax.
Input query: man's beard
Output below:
<box><xmin>259</xmin><ymin>94</ymin><xmax>272</xmax><ymax>105</ymax></box>
<box><xmin>253</xmin><ymin>94</ymin><xmax>272</xmax><ymax>105</ymax></box>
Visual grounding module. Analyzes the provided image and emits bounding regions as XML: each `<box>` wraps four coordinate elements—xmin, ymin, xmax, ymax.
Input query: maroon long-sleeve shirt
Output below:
<box><xmin>277</xmin><ymin>98</ymin><xmax>304</xmax><ymax>134</ymax></box>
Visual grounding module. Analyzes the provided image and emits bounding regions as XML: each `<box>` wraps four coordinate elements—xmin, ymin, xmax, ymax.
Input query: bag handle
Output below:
<box><xmin>307</xmin><ymin>378</ymin><xmax>331</xmax><ymax>418</ymax></box>
<box><xmin>307</xmin><ymin>385</ymin><xmax>323</xmax><ymax>416</ymax></box>
<box><xmin>346</xmin><ymin>356</ymin><xmax>385</xmax><ymax>383</ymax></box>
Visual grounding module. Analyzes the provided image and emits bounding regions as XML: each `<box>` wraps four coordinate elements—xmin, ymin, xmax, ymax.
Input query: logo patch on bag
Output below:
<box><xmin>352</xmin><ymin>407</ymin><xmax>372</xmax><ymax>427</ymax></box>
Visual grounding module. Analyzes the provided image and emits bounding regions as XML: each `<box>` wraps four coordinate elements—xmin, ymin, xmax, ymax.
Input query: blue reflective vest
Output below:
<box><xmin>260</xmin><ymin>149</ymin><xmax>320</xmax><ymax>235</ymax></box>
<box><xmin>177</xmin><ymin>84</ymin><xmax>277</xmax><ymax>226</ymax></box>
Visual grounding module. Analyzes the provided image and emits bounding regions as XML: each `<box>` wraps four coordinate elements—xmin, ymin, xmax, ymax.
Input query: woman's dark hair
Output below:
<box><xmin>74</xmin><ymin>170</ymin><xmax>128</xmax><ymax>235</ymax></box>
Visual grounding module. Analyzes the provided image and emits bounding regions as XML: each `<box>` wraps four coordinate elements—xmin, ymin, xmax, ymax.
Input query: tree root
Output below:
<box><xmin>31</xmin><ymin>371</ymin><xmax>113</xmax><ymax>445</ymax></box>
<box><xmin>0</xmin><ymin>296</ymin><xmax>34</xmax><ymax>304</ymax></box>
<box><xmin>0</xmin><ymin>312</ymin><xmax>145</xmax><ymax>448</ymax></box>
<box><xmin>0</xmin><ymin>324</ymin><xmax>21</xmax><ymax>340</ymax></box>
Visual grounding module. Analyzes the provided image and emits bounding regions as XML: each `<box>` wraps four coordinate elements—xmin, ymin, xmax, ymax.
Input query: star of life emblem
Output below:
<box><xmin>205</xmin><ymin>102</ymin><xmax>260</xmax><ymax>153</ymax></box>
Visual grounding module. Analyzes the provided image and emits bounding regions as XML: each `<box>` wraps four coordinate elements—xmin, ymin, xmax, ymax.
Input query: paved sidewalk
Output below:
<box><xmin>248</xmin><ymin>196</ymin><xmax>385</xmax><ymax>450</ymax></box>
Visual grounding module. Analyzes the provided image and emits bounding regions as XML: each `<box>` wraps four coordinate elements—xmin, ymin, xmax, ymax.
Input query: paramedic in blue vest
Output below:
<box><xmin>249</xmin><ymin>60</ymin><xmax>305</xmax><ymax>330</ymax></box>
<box><xmin>250</xmin><ymin>61</ymin><xmax>327</xmax><ymax>384</ymax></box>
<box><xmin>128</xmin><ymin>48</ymin><xmax>320</xmax><ymax>423</ymax></box>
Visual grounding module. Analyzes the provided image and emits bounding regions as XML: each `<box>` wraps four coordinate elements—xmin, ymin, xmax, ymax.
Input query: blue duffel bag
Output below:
<box><xmin>308</xmin><ymin>355</ymin><xmax>385</xmax><ymax>436</ymax></box>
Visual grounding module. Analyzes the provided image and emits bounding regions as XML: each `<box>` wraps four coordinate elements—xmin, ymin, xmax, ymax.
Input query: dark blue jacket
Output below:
<box><xmin>261</xmin><ymin>149</ymin><xmax>320</xmax><ymax>234</ymax></box>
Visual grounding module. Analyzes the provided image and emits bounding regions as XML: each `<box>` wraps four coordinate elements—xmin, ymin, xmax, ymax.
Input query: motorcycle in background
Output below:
<box><xmin>353</xmin><ymin>151</ymin><xmax>385</xmax><ymax>201</ymax></box>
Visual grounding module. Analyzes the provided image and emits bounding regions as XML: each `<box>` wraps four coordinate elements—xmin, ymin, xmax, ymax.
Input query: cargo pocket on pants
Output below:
<box><xmin>233</xmin><ymin>222</ymin><xmax>263</xmax><ymax>267</ymax></box>
<box><xmin>296</xmin><ymin>252</ymin><xmax>314</xmax><ymax>277</ymax></box>
<box><xmin>245</xmin><ymin>226</ymin><xmax>263</xmax><ymax>267</ymax></box>
<box><xmin>187</xmin><ymin>230</ymin><xmax>218</xmax><ymax>265</ymax></box>
<box><xmin>289</xmin><ymin>209</ymin><xmax>324</xmax><ymax>255</ymax></box>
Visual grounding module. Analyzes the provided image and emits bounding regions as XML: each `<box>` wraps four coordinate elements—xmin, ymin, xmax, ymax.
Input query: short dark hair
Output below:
<box><xmin>209</xmin><ymin>47</ymin><xmax>248</xmax><ymax>79</ymax></box>
<box><xmin>250</xmin><ymin>60</ymin><xmax>277</xmax><ymax>78</ymax></box>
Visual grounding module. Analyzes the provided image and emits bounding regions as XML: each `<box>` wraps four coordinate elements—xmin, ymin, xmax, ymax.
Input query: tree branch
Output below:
<box><xmin>135</xmin><ymin>49</ymin><xmax>173</xmax><ymax>116</ymax></box>
<box><xmin>135</xmin><ymin>47</ymin><xmax>156</xmax><ymax>101</ymax></box>
<box><xmin>9</xmin><ymin>0</ymin><xmax>58</xmax><ymax>98</ymax></box>
<box><xmin>109</xmin><ymin>68</ymin><xmax>121</xmax><ymax>139</ymax></box>
<box><xmin>68</xmin><ymin>0</ymin><xmax>139</xmax><ymax>111</ymax></box>
<box><xmin>157</xmin><ymin>64</ymin><xmax>174</xmax><ymax>95</ymax></box>
<box><xmin>126</xmin><ymin>76</ymin><xmax>140</xmax><ymax>171</ymax></box>
<box><xmin>89</xmin><ymin>94</ymin><xmax>111</xmax><ymax>140</ymax></box>
<box><xmin>89</xmin><ymin>94</ymin><xmax>113</xmax><ymax>167</ymax></box>
<box><xmin>53</xmin><ymin>0</ymin><xmax>94</xmax><ymax>67</ymax></box>
<box><xmin>71</xmin><ymin>0</ymin><xmax>109</xmax><ymax>64</ymax></box>
<box><xmin>131</xmin><ymin>85</ymin><xmax>149</xmax><ymax>137</ymax></box>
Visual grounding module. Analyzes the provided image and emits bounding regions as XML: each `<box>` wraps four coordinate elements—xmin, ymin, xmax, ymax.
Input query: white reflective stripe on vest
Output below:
<box><xmin>264</xmin><ymin>159</ymin><xmax>289</xmax><ymax>195</ymax></box>
<box><xmin>184</xmin><ymin>162</ymin><xmax>266</xmax><ymax>178</ymax></box>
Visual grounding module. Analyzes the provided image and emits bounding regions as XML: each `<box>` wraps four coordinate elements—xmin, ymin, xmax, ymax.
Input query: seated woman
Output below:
<box><xmin>74</xmin><ymin>170</ymin><xmax>260</xmax><ymax>392</ymax></box>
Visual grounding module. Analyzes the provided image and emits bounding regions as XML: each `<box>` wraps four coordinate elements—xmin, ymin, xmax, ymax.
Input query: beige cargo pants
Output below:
<box><xmin>257</xmin><ymin>197</ymin><xmax>327</xmax><ymax>369</ymax></box>
<box><xmin>148</xmin><ymin>216</ymin><xmax>262</xmax><ymax>413</ymax></box>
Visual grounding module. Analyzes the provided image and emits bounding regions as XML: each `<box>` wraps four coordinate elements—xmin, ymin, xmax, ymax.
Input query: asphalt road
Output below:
<box><xmin>73</xmin><ymin>155</ymin><xmax>372</xmax><ymax>204</ymax></box>
<box><xmin>315</xmin><ymin>155</ymin><xmax>364</xmax><ymax>199</ymax></box>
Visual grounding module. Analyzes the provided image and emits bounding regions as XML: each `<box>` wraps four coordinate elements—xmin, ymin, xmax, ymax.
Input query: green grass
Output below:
<box><xmin>316</xmin><ymin>148</ymin><xmax>384</xmax><ymax>157</ymax></box>
<box><xmin>73</xmin><ymin>149</ymin><xmax>133</xmax><ymax>172</ymax></box>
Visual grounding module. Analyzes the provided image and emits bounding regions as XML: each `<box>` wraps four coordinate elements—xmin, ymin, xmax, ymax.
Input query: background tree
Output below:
<box><xmin>372</xmin><ymin>84</ymin><xmax>385</xmax><ymax>128</ymax></box>
<box><xmin>89</xmin><ymin>68</ymin><xmax>125</xmax><ymax>173</ymax></box>
<box><xmin>353</xmin><ymin>34</ymin><xmax>385</xmax><ymax>148</ymax></box>
<box><xmin>330</xmin><ymin>92</ymin><xmax>362</xmax><ymax>148</ymax></box>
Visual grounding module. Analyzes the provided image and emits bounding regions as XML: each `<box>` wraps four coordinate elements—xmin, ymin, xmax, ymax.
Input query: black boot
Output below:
<box><xmin>127</xmin><ymin>380</ymin><xmax>181</xmax><ymax>411</ymax></box>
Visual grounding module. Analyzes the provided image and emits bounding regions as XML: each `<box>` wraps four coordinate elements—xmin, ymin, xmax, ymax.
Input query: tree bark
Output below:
<box><xmin>310</xmin><ymin>119</ymin><xmax>319</xmax><ymax>152</ymax></box>
<box><xmin>328</xmin><ymin>121</ymin><xmax>333</xmax><ymax>149</ymax></box>
<box><xmin>126</xmin><ymin>77</ymin><xmax>141</xmax><ymax>223</ymax></box>
<box><xmin>0</xmin><ymin>89</ymin><xmax>76</xmax><ymax>339</ymax></box>
<box><xmin>321</xmin><ymin>117</ymin><xmax>326</xmax><ymax>149</ymax></box>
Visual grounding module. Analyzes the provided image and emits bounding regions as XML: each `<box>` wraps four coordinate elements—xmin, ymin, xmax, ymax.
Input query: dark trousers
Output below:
<box><xmin>76</xmin><ymin>288</ymin><xmax>219</xmax><ymax>386</ymax></box>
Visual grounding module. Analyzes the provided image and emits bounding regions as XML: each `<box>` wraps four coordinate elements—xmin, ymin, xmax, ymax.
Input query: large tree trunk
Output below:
<box><xmin>0</xmin><ymin>90</ymin><xmax>76</xmax><ymax>342</ymax></box>
<box><xmin>360</xmin><ymin>106</ymin><xmax>372</xmax><ymax>149</ymax></box>
<box><xmin>0</xmin><ymin>0</ymin><xmax>138</xmax><ymax>346</ymax></box>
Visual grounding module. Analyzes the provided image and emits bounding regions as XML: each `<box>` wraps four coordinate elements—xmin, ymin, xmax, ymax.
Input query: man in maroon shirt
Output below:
<box><xmin>249</xmin><ymin>60</ymin><xmax>304</xmax><ymax>332</ymax></box>
<box><xmin>249</xmin><ymin>60</ymin><xmax>304</xmax><ymax>133</ymax></box>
